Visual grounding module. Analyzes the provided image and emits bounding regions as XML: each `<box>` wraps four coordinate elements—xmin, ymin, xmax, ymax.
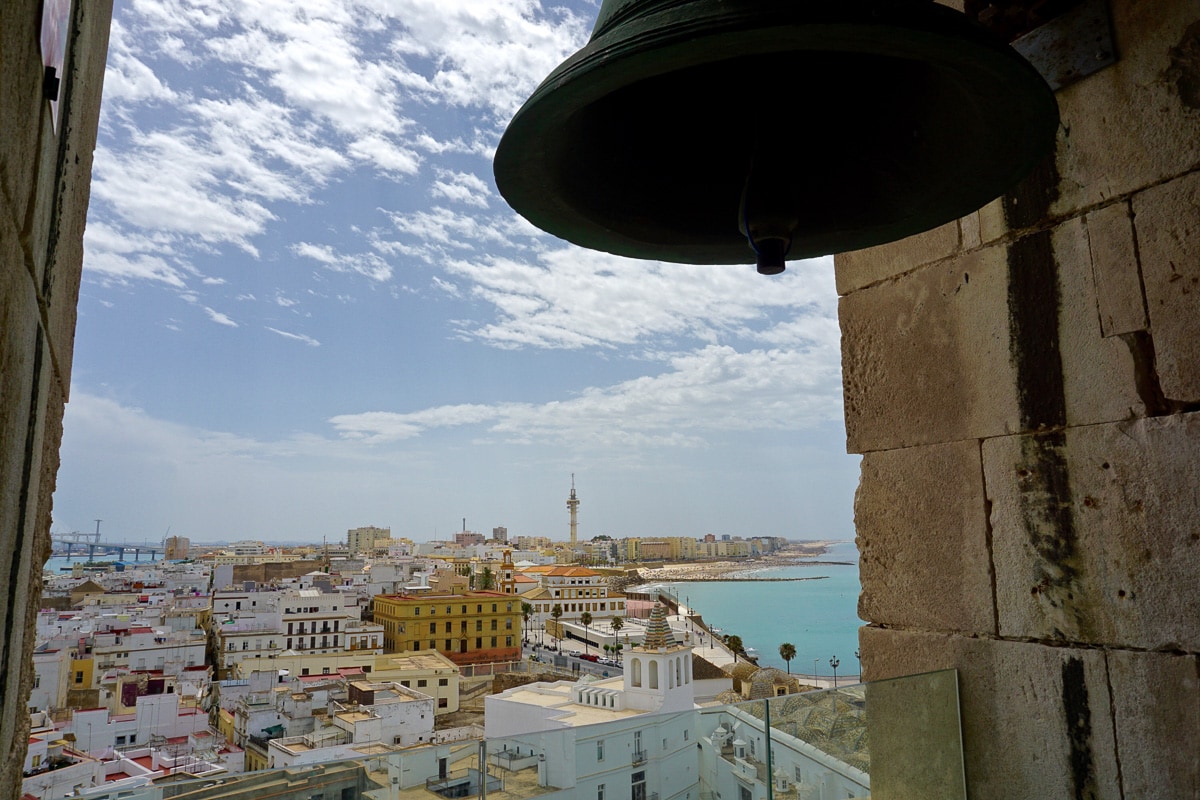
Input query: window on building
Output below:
<box><xmin>490</xmin><ymin>636</ymin><xmax>497</xmax><ymax>647</ymax></box>
<box><xmin>439</xmin><ymin>678</ymin><xmax>448</xmax><ymax>686</ymax></box>
<box><xmin>429</xmin><ymin>622</ymin><xmax>436</xmax><ymax>633</ymax></box>
<box><xmin>506</xmin><ymin>636</ymin><xmax>512</xmax><ymax>647</ymax></box>
<box><xmin>438</xmin><ymin>697</ymin><xmax>448</xmax><ymax>708</ymax></box>
<box><xmin>492</xmin><ymin>604</ymin><xmax>497</xmax><ymax>612</ymax></box>
<box><xmin>476</xmin><ymin>638</ymin><xmax>482</xmax><ymax>649</ymax></box>
<box><xmin>597</xmin><ymin>740</ymin><xmax>604</xmax><ymax>761</ymax></box>
<box><xmin>401</xmin><ymin>680</ymin><xmax>410</xmax><ymax>687</ymax></box>
<box><xmin>418</xmin><ymin>679</ymin><xmax>427</xmax><ymax>687</ymax></box>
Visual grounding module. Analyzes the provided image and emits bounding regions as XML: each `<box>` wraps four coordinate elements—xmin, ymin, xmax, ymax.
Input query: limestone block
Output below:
<box><xmin>856</xmin><ymin>439</ymin><xmax>994</xmax><ymax>634</ymax></box>
<box><xmin>1053</xmin><ymin>2</ymin><xmax>1200</xmax><ymax>216</ymax></box>
<box><xmin>1053</xmin><ymin>216</ymin><xmax>1143</xmax><ymax>425</ymax></box>
<box><xmin>1107</xmin><ymin>650</ymin><xmax>1200</xmax><ymax>799</ymax></box>
<box><xmin>985</xmin><ymin>413</ymin><xmax>1200</xmax><ymax>650</ymax></box>
<box><xmin>860</xmin><ymin>627</ymin><xmax>1121</xmax><ymax>800</ymax></box>
<box><xmin>41</xmin><ymin>3</ymin><xmax>111</xmax><ymax>396</ymax></box>
<box><xmin>977</xmin><ymin>198</ymin><xmax>1007</xmax><ymax>246</ymax></box>
<box><xmin>835</xmin><ymin>220</ymin><xmax>961</xmax><ymax>296</ymax></box>
<box><xmin>1132</xmin><ymin>171</ymin><xmax>1200</xmax><ymax>402</ymax></box>
<box><xmin>1085</xmin><ymin>201</ymin><xmax>1148</xmax><ymax>337</ymax></box>
<box><xmin>0</xmin><ymin>223</ymin><xmax>48</xmax><ymax>800</ymax></box>
<box><xmin>959</xmin><ymin>210</ymin><xmax>981</xmax><ymax>251</ymax></box>
<box><xmin>841</xmin><ymin>246</ymin><xmax>1020</xmax><ymax>453</ymax></box>
<box><xmin>0</xmin><ymin>0</ymin><xmax>44</xmax><ymax>222</ymax></box>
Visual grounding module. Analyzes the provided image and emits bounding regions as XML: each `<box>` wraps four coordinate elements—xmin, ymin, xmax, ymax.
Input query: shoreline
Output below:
<box><xmin>634</xmin><ymin>540</ymin><xmax>851</xmax><ymax>582</ymax></box>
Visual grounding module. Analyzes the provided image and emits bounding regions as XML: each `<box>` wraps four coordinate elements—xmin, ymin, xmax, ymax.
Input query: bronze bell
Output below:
<box><xmin>494</xmin><ymin>0</ymin><xmax>1059</xmax><ymax>274</ymax></box>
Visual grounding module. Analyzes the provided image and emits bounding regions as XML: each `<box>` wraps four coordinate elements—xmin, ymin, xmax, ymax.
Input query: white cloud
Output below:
<box><xmin>204</xmin><ymin>307</ymin><xmax>238</xmax><ymax>327</ymax></box>
<box><xmin>293</xmin><ymin>242</ymin><xmax>393</xmax><ymax>282</ymax></box>
<box><xmin>329</xmin><ymin>339</ymin><xmax>842</xmax><ymax>447</ymax></box>
<box><xmin>267</xmin><ymin>326</ymin><xmax>320</xmax><ymax>346</ymax></box>
<box><xmin>441</xmin><ymin>246</ymin><xmax>839</xmax><ymax>351</ymax></box>
<box><xmin>431</xmin><ymin>169</ymin><xmax>491</xmax><ymax>208</ymax></box>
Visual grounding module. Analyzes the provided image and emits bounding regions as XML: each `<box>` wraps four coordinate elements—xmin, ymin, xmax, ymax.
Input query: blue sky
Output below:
<box><xmin>51</xmin><ymin>0</ymin><xmax>861</xmax><ymax>545</ymax></box>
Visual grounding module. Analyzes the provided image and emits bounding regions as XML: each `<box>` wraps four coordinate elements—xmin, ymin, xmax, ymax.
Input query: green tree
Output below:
<box><xmin>726</xmin><ymin>634</ymin><xmax>744</xmax><ymax>662</ymax></box>
<box><xmin>551</xmin><ymin>604</ymin><xmax>563</xmax><ymax>643</ymax></box>
<box><xmin>521</xmin><ymin>601</ymin><xmax>533</xmax><ymax>643</ymax></box>
<box><xmin>477</xmin><ymin>565</ymin><xmax>495</xmax><ymax>591</ymax></box>
<box><xmin>580</xmin><ymin>611</ymin><xmax>593</xmax><ymax>654</ymax></box>
<box><xmin>779</xmin><ymin>642</ymin><xmax>797</xmax><ymax>673</ymax></box>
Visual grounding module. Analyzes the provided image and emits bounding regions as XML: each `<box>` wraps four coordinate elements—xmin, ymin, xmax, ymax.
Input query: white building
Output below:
<box><xmin>266</xmin><ymin>679</ymin><xmax>435</xmax><ymax>768</ymax></box>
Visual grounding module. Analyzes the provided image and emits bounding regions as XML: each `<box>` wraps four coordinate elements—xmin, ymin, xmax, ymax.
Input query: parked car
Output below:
<box><xmin>579</xmin><ymin>653</ymin><xmax>600</xmax><ymax>662</ymax></box>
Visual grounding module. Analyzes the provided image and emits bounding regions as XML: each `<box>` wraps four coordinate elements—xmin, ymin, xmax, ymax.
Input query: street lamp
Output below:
<box><xmin>830</xmin><ymin>656</ymin><xmax>840</xmax><ymax>688</ymax></box>
<box><xmin>813</xmin><ymin>658</ymin><xmax>819</xmax><ymax>680</ymax></box>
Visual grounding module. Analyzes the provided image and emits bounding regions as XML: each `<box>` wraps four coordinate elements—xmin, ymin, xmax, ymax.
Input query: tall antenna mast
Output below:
<box><xmin>566</xmin><ymin>474</ymin><xmax>580</xmax><ymax>547</ymax></box>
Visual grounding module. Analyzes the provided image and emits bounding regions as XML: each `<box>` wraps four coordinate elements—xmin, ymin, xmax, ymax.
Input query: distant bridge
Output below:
<box><xmin>49</xmin><ymin>532</ymin><xmax>163</xmax><ymax>562</ymax></box>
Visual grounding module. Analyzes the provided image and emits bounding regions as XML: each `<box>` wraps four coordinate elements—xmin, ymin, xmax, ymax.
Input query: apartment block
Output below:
<box><xmin>372</xmin><ymin>591</ymin><xmax>520</xmax><ymax>666</ymax></box>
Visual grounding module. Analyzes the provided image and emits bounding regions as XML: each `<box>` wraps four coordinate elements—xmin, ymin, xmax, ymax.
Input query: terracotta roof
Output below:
<box><xmin>691</xmin><ymin>653</ymin><xmax>729</xmax><ymax>680</ymax></box>
<box><xmin>542</xmin><ymin>566</ymin><xmax>600</xmax><ymax>577</ymax></box>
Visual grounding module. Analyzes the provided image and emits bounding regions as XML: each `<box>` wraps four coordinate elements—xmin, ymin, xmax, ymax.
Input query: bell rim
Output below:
<box><xmin>495</xmin><ymin>2</ymin><xmax>1060</xmax><ymax>265</ymax></box>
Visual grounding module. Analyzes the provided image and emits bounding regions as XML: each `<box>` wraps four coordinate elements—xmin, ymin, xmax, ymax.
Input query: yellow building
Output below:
<box><xmin>372</xmin><ymin>591</ymin><xmax>521</xmax><ymax>666</ymax></box>
<box><xmin>237</xmin><ymin>649</ymin><xmax>376</xmax><ymax>679</ymax></box>
<box><xmin>68</xmin><ymin>653</ymin><xmax>94</xmax><ymax>691</ymax></box>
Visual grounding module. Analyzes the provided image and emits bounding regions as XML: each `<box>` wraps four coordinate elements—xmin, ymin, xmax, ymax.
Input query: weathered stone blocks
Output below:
<box><xmin>860</xmin><ymin>627</ymin><xmax>1121</xmax><ymax>800</ymax></box>
<box><xmin>1053</xmin><ymin>2</ymin><xmax>1200</xmax><ymax>216</ymax></box>
<box><xmin>1085</xmin><ymin>201</ymin><xmax>1147</xmax><ymax>338</ymax></box>
<box><xmin>835</xmin><ymin>220</ymin><xmax>961</xmax><ymax>296</ymax></box>
<box><xmin>841</xmin><ymin>246</ymin><xmax>1019</xmax><ymax>453</ymax></box>
<box><xmin>1107</xmin><ymin>649</ymin><xmax>1200</xmax><ymax>799</ymax></box>
<box><xmin>1053</xmin><ymin>216</ymin><xmax>1144</xmax><ymax>425</ymax></box>
<box><xmin>856</xmin><ymin>439</ymin><xmax>995</xmax><ymax>634</ymax></box>
<box><xmin>985</xmin><ymin>412</ymin><xmax>1200</xmax><ymax>649</ymax></box>
<box><xmin>1132</xmin><ymin>171</ymin><xmax>1200</xmax><ymax>402</ymax></box>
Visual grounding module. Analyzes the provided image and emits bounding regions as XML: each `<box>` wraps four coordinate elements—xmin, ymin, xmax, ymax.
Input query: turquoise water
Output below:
<box><xmin>43</xmin><ymin>554</ymin><xmax>163</xmax><ymax>571</ymax></box>
<box><xmin>664</xmin><ymin>540</ymin><xmax>862</xmax><ymax>680</ymax></box>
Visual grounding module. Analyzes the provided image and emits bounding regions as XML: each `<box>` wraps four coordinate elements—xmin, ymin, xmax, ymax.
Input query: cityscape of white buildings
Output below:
<box><xmin>25</xmin><ymin>525</ymin><xmax>868</xmax><ymax>800</ymax></box>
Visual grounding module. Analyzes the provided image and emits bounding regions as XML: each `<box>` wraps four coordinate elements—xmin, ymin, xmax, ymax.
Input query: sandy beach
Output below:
<box><xmin>634</xmin><ymin>540</ymin><xmax>846</xmax><ymax>582</ymax></box>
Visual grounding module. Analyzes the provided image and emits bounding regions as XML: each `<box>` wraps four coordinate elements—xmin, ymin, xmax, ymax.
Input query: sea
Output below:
<box><xmin>43</xmin><ymin>553</ymin><xmax>163</xmax><ymax>572</ymax></box>
<box><xmin>659</xmin><ymin>539</ymin><xmax>862</xmax><ymax>680</ymax></box>
<box><xmin>42</xmin><ymin>542</ymin><xmax>861</xmax><ymax>679</ymax></box>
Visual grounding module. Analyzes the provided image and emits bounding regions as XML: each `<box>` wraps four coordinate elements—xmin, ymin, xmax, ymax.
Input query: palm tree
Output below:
<box><xmin>521</xmin><ymin>601</ymin><xmax>533</xmax><ymax>643</ymax></box>
<box><xmin>550</xmin><ymin>604</ymin><xmax>563</xmax><ymax>645</ymax></box>
<box><xmin>580</xmin><ymin>611</ymin><xmax>593</xmax><ymax>654</ymax></box>
<box><xmin>609</xmin><ymin>616</ymin><xmax>624</xmax><ymax>663</ymax></box>
<box><xmin>726</xmin><ymin>634</ymin><xmax>744</xmax><ymax>662</ymax></box>
<box><xmin>779</xmin><ymin>642</ymin><xmax>797</xmax><ymax>673</ymax></box>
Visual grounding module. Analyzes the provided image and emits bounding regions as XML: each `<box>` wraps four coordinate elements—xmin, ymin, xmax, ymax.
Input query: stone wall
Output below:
<box><xmin>839</xmin><ymin>3</ymin><xmax>1200</xmax><ymax>798</ymax></box>
<box><xmin>0</xmin><ymin>1</ymin><xmax>111</xmax><ymax>796</ymax></box>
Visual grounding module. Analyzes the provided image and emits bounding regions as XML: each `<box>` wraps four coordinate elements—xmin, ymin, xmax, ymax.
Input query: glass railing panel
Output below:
<box><xmin>57</xmin><ymin>670</ymin><xmax>962</xmax><ymax>800</ymax></box>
